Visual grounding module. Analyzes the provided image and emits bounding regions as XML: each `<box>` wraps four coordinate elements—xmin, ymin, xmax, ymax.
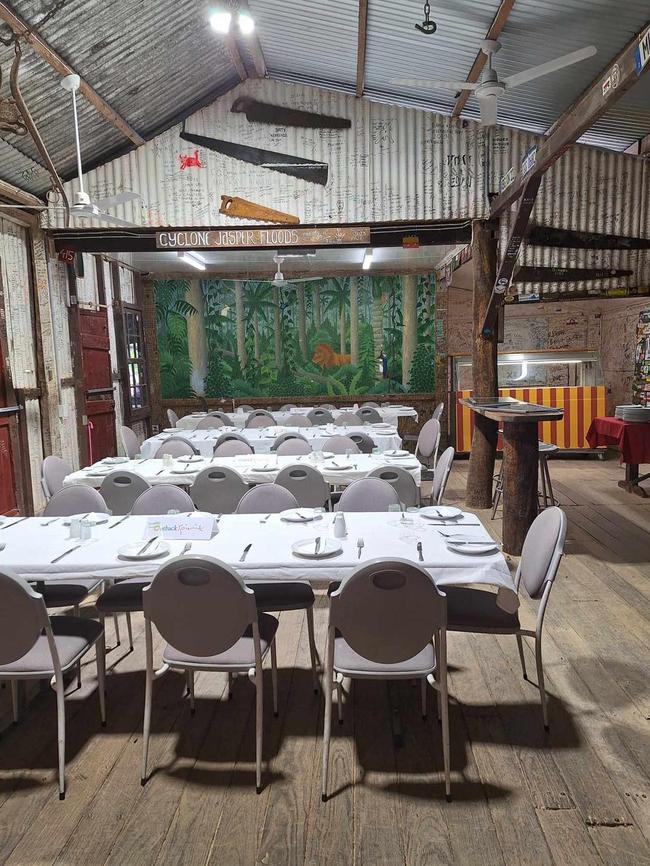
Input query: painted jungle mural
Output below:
<box><xmin>155</xmin><ymin>274</ymin><xmax>436</xmax><ymax>400</ymax></box>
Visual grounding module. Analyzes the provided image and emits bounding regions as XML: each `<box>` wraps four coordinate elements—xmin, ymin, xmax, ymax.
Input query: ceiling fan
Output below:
<box><xmin>392</xmin><ymin>40</ymin><xmax>597</xmax><ymax>127</ymax></box>
<box><xmin>271</xmin><ymin>253</ymin><xmax>326</xmax><ymax>287</ymax></box>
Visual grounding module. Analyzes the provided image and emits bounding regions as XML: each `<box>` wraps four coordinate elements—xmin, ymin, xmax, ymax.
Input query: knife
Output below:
<box><xmin>51</xmin><ymin>544</ymin><xmax>82</xmax><ymax>564</ymax></box>
<box><xmin>109</xmin><ymin>515</ymin><xmax>130</xmax><ymax>529</ymax></box>
<box><xmin>239</xmin><ymin>543</ymin><xmax>252</xmax><ymax>562</ymax></box>
<box><xmin>417</xmin><ymin>541</ymin><xmax>424</xmax><ymax>561</ymax></box>
<box><xmin>314</xmin><ymin>537</ymin><xmax>321</xmax><ymax>556</ymax></box>
<box><xmin>0</xmin><ymin>516</ymin><xmax>29</xmax><ymax>531</ymax></box>
<box><xmin>138</xmin><ymin>536</ymin><xmax>159</xmax><ymax>556</ymax></box>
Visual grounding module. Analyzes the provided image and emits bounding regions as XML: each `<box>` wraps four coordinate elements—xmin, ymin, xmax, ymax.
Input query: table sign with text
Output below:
<box><xmin>146</xmin><ymin>515</ymin><xmax>215</xmax><ymax>540</ymax></box>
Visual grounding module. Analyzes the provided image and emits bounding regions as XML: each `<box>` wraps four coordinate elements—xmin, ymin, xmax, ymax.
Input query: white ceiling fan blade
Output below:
<box><xmin>479</xmin><ymin>94</ymin><xmax>498</xmax><ymax>127</ymax></box>
<box><xmin>94</xmin><ymin>191</ymin><xmax>141</xmax><ymax>209</ymax></box>
<box><xmin>503</xmin><ymin>45</ymin><xmax>596</xmax><ymax>90</ymax></box>
<box><xmin>390</xmin><ymin>78</ymin><xmax>480</xmax><ymax>91</ymax></box>
<box><xmin>95</xmin><ymin>212</ymin><xmax>139</xmax><ymax>227</ymax></box>
<box><xmin>0</xmin><ymin>204</ymin><xmax>47</xmax><ymax>210</ymax></box>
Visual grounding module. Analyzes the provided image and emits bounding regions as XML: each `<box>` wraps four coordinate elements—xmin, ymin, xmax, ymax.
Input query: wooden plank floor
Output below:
<box><xmin>1</xmin><ymin>456</ymin><xmax>650</xmax><ymax>865</ymax></box>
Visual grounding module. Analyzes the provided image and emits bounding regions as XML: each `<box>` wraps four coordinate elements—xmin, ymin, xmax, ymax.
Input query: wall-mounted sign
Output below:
<box><xmin>156</xmin><ymin>226</ymin><xmax>371</xmax><ymax>250</ymax></box>
<box><xmin>521</xmin><ymin>146</ymin><xmax>538</xmax><ymax>175</ymax></box>
<box><xmin>636</xmin><ymin>26</ymin><xmax>650</xmax><ymax>74</ymax></box>
<box><xmin>57</xmin><ymin>247</ymin><xmax>75</xmax><ymax>264</ymax></box>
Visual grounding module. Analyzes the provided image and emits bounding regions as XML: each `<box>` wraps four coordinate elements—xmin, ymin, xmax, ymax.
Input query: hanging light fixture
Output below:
<box><xmin>209</xmin><ymin>10</ymin><xmax>232</xmax><ymax>33</ymax></box>
<box><xmin>209</xmin><ymin>6</ymin><xmax>255</xmax><ymax>35</ymax></box>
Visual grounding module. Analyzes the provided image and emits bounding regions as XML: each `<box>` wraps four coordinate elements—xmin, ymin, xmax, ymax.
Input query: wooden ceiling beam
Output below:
<box><xmin>238</xmin><ymin>1</ymin><xmax>267</xmax><ymax>78</ymax></box>
<box><xmin>0</xmin><ymin>1</ymin><xmax>145</xmax><ymax>146</ymax></box>
<box><xmin>0</xmin><ymin>177</ymin><xmax>43</xmax><ymax>207</ymax></box>
<box><xmin>451</xmin><ymin>0</ymin><xmax>516</xmax><ymax>117</ymax></box>
<box><xmin>225</xmin><ymin>33</ymin><xmax>248</xmax><ymax>81</ymax></box>
<box><xmin>356</xmin><ymin>0</ymin><xmax>369</xmax><ymax>98</ymax></box>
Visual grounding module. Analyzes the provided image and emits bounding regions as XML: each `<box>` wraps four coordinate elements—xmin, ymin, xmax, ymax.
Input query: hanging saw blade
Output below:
<box><xmin>231</xmin><ymin>97</ymin><xmax>351</xmax><ymax>129</ymax></box>
<box><xmin>180</xmin><ymin>131</ymin><xmax>329</xmax><ymax>186</ymax></box>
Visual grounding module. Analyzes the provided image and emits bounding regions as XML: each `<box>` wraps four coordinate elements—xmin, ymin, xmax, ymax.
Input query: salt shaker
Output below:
<box><xmin>69</xmin><ymin>517</ymin><xmax>82</xmax><ymax>539</ymax></box>
<box><xmin>79</xmin><ymin>518</ymin><xmax>92</xmax><ymax>541</ymax></box>
<box><xmin>163</xmin><ymin>453</ymin><xmax>173</xmax><ymax>469</ymax></box>
<box><xmin>333</xmin><ymin>512</ymin><xmax>347</xmax><ymax>538</ymax></box>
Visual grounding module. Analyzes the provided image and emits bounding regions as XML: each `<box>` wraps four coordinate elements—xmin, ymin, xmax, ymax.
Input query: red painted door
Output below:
<box><xmin>79</xmin><ymin>308</ymin><xmax>116</xmax><ymax>462</ymax></box>
<box><xmin>0</xmin><ymin>337</ymin><xmax>19</xmax><ymax>515</ymax></box>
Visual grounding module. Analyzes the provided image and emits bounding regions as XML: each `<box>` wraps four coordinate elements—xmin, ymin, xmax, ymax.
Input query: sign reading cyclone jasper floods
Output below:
<box><xmin>156</xmin><ymin>226</ymin><xmax>371</xmax><ymax>249</ymax></box>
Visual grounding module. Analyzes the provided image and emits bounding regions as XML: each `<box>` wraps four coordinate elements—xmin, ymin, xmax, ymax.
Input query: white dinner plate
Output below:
<box><xmin>320</xmin><ymin>452</ymin><xmax>335</xmax><ymax>459</ymax></box>
<box><xmin>171</xmin><ymin>466</ymin><xmax>200</xmax><ymax>474</ymax></box>
<box><xmin>63</xmin><ymin>512</ymin><xmax>109</xmax><ymax>526</ymax></box>
<box><xmin>118</xmin><ymin>540</ymin><xmax>170</xmax><ymax>561</ymax></box>
<box><xmin>445</xmin><ymin>535</ymin><xmax>498</xmax><ymax>556</ymax></box>
<box><xmin>371</xmin><ymin>423</ymin><xmax>393</xmax><ymax>429</ymax></box>
<box><xmin>178</xmin><ymin>455</ymin><xmax>204</xmax><ymax>464</ymax></box>
<box><xmin>291</xmin><ymin>538</ymin><xmax>342</xmax><ymax>559</ymax></box>
<box><xmin>324</xmin><ymin>462</ymin><xmax>353</xmax><ymax>471</ymax></box>
<box><xmin>102</xmin><ymin>456</ymin><xmax>129</xmax><ymax>465</ymax></box>
<box><xmin>280</xmin><ymin>509</ymin><xmax>323</xmax><ymax>523</ymax></box>
<box><xmin>420</xmin><ymin>506</ymin><xmax>463</xmax><ymax>521</ymax></box>
<box><xmin>385</xmin><ymin>449</ymin><xmax>409</xmax><ymax>457</ymax></box>
<box><xmin>162</xmin><ymin>428</ymin><xmax>179</xmax><ymax>433</ymax></box>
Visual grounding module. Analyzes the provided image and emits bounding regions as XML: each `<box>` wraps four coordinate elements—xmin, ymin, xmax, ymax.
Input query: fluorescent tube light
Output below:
<box><xmin>210</xmin><ymin>10</ymin><xmax>232</xmax><ymax>33</ymax></box>
<box><xmin>362</xmin><ymin>249</ymin><xmax>373</xmax><ymax>270</ymax></box>
<box><xmin>238</xmin><ymin>11</ymin><xmax>255</xmax><ymax>34</ymax></box>
<box><xmin>177</xmin><ymin>251</ymin><xmax>206</xmax><ymax>271</ymax></box>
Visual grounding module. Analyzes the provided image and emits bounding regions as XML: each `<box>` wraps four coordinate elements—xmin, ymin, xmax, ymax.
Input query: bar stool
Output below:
<box><xmin>492</xmin><ymin>441</ymin><xmax>558</xmax><ymax>519</ymax></box>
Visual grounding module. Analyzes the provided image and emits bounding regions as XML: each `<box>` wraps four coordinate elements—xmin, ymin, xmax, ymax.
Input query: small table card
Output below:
<box><xmin>146</xmin><ymin>515</ymin><xmax>215</xmax><ymax>540</ymax></box>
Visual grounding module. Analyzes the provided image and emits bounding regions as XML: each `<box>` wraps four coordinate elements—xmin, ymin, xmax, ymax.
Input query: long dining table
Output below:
<box><xmin>64</xmin><ymin>453</ymin><xmax>423</xmax><ymax>489</ymax></box>
<box><xmin>0</xmin><ymin>512</ymin><xmax>517</xmax><ymax>611</ymax></box>
<box><xmin>141</xmin><ymin>423</ymin><xmax>403</xmax><ymax>459</ymax></box>
<box><xmin>175</xmin><ymin>404</ymin><xmax>418</xmax><ymax>431</ymax></box>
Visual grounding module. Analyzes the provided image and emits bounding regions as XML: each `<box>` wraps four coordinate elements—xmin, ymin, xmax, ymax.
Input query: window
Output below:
<box><xmin>123</xmin><ymin>307</ymin><xmax>148</xmax><ymax>413</ymax></box>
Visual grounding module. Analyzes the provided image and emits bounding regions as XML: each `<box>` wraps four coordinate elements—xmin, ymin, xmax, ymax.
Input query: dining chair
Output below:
<box><xmin>492</xmin><ymin>441</ymin><xmax>559</xmax><ymax>518</ymax></box>
<box><xmin>334</xmin><ymin>412</ymin><xmax>362</xmax><ymax>426</ymax></box>
<box><xmin>214</xmin><ymin>440</ymin><xmax>254</xmax><ymax>457</ymax></box>
<box><xmin>236</xmin><ymin>484</ymin><xmax>298</xmax><ymax>514</ymax></box>
<box><xmin>415</xmin><ymin>418</ymin><xmax>441</xmax><ymax>469</ymax></box>
<box><xmin>277</xmin><ymin>439</ymin><xmax>313</xmax><ymax>456</ymax></box>
<box><xmin>43</xmin><ymin>485</ymin><xmax>109</xmax><ymax>517</ymax></box>
<box><xmin>214</xmin><ymin>431</ymin><xmax>250</xmax><ymax>448</ymax></box>
<box><xmin>195</xmin><ymin>415</ymin><xmax>224</xmax><ymax>430</ymax></box>
<box><xmin>322</xmin><ymin>558</ymin><xmax>450</xmax><ymax>801</ymax></box>
<box><xmin>321</xmin><ymin>404</ymin><xmax>336</xmax><ymax>410</ymax></box>
<box><xmin>154</xmin><ymin>437</ymin><xmax>198</xmax><ymax>458</ymax></box>
<box><xmin>120</xmin><ymin>426</ymin><xmax>140</xmax><ymax>459</ymax></box>
<box><xmin>41</xmin><ymin>455</ymin><xmax>72</xmax><ymax>500</ymax></box>
<box><xmin>270</xmin><ymin>432</ymin><xmax>308</xmax><ymax>451</ymax></box>
<box><xmin>349</xmin><ymin>432</ymin><xmax>375</xmax><ymax>454</ymax></box>
<box><xmin>307</xmin><ymin>408</ymin><xmax>334</xmax><ymax>424</ymax></box>
<box><xmin>445</xmin><ymin>507</ymin><xmax>567</xmax><ymax>730</ymax></box>
<box><xmin>325</xmin><ymin>435</ymin><xmax>360</xmax><ymax>455</ymax></box>
<box><xmin>208</xmin><ymin>411</ymin><xmax>233</xmax><ymax>426</ymax></box>
<box><xmin>239</xmin><ymin>404</ymin><xmax>255</xmax><ymax>412</ymax></box>
<box><xmin>432</xmin><ymin>402</ymin><xmax>444</xmax><ymax>422</ymax></box>
<box><xmin>337</xmin><ymin>478</ymin><xmax>400</xmax><ymax>512</ymax></box>
<box><xmin>368</xmin><ymin>466</ymin><xmax>419</xmax><ymax>508</ymax></box>
<box><xmin>280</xmin><ymin>404</ymin><xmax>297</xmax><ymax>410</ymax></box>
<box><xmin>358</xmin><ymin>407</ymin><xmax>382</xmax><ymax>423</ymax></box>
<box><xmin>141</xmin><ymin>555</ymin><xmax>279</xmax><ymax>793</ymax></box>
<box><xmin>190</xmin><ymin>466</ymin><xmax>249</xmax><ymax>514</ymax></box>
<box><xmin>131</xmin><ymin>484</ymin><xmax>195</xmax><ymax>515</ymax></box>
<box><xmin>167</xmin><ymin>409</ymin><xmax>179</xmax><ymax>427</ymax></box>
<box><xmin>0</xmin><ymin>569</ymin><xmax>106</xmax><ymax>799</ymax></box>
<box><xmin>431</xmin><ymin>446</ymin><xmax>455</xmax><ymax>505</ymax></box>
<box><xmin>276</xmin><ymin>464</ymin><xmax>329</xmax><ymax>509</ymax></box>
<box><xmin>361</xmin><ymin>401</ymin><xmax>380</xmax><ymax>408</ymax></box>
<box><xmin>246</xmin><ymin>414</ymin><xmax>276</xmax><ymax>429</ymax></box>
<box><xmin>99</xmin><ymin>471</ymin><xmax>151</xmax><ymax>515</ymax></box>
<box><xmin>284</xmin><ymin>415</ymin><xmax>312</xmax><ymax>428</ymax></box>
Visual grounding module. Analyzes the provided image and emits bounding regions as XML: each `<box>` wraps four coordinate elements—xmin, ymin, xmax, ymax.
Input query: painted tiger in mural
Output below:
<box><xmin>312</xmin><ymin>343</ymin><xmax>352</xmax><ymax>369</ymax></box>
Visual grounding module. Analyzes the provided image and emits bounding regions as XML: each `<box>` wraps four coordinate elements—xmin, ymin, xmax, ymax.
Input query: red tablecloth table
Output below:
<box><xmin>586</xmin><ymin>416</ymin><xmax>650</xmax><ymax>497</ymax></box>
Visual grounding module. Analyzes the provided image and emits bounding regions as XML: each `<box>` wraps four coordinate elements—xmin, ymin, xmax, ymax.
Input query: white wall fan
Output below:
<box><xmin>271</xmin><ymin>252</ymin><xmax>326</xmax><ymax>287</ymax></box>
<box><xmin>392</xmin><ymin>39</ymin><xmax>597</xmax><ymax>127</ymax></box>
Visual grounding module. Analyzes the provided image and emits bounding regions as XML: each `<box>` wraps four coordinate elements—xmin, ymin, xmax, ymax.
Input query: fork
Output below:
<box><xmin>357</xmin><ymin>537</ymin><xmax>365</xmax><ymax>559</ymax></box>
<box><xmin>260</xmin><ymin>513</ymin><xmax>272</xmax><ymax>524</ymax></box>
<box><xmin>181</xmin><ymin>542</ymin><xmax>192</xmax><ymax>554</ymax></box>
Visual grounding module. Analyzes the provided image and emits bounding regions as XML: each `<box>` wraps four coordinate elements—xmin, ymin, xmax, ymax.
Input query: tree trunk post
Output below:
<box><xmin>234</xmin><ymin>280</ymin><xmax>246</xmax><ymax>371</ymax></box>
<box><xmin>186</xmin><ymin>279</ymin><xmax>207</xmax><ymax>395</ymax></box>
<box><xmin>466</xmin><ymin>220</ymin><xmax>499</xmax><ymax>509</ymax></box>
<box><xmin>401</xmin><ymin>274</ymin><xmax>417</xmax><ymax>386</ymax></box>
<box><xmin>350</xmin><ymin>277</ymin><xmax>359</xmax><ymax>365</ymax></box>
<box><xmin>502</xmin><ymin>421</ymin><xmax>538</xmax><ymax>555</ymax></box>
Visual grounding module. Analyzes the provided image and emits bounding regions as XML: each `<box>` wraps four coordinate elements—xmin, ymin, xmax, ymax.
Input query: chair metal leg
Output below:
<box><xmin>188</xmin><ymin>670</ymin><xmax>195</xmax><ymax>715</ymax></box>
<box><xmin>270</xmin><ymin>640</ymin><xmax>279</xmax><ymax>717</ymax></box>
<box><xmin>141</xmin><ymin>629</ymin><xmax>154</xmax><ymax>785</ymax></box>
<box><xmin>10</xmin><ymin>679</ymin><xmax>18</xmax><ymax>723</ymax></box>
<box><xmin>306</xmin><ymin>606</ymin><xmax>320</xmax><ymax>693</ymax></box>
<box><xmin>96</xmin><ymin>639</ymin><xmax>107</xmax><ymax>727</ymax></box>
<box><xmin>254</xmin><ymin>664</ymin><xmax>264</xmax><ymax>794</ymax></box>
<box><xmin>433</xmin><ymin>631</ymin><xmax>441</xmax><ymax>721</ymax></box>
<box><xmin>55</xmin><ymin>677</ymin><xmax>66</xmax><ymax>799</ymax></box>
<box><xmin>515</xmin><ymin>634</ymin><xmax>528</xmax><ymax>680</ymax></box>
<box><xmin>539</xmin><ymin>456</ymin><xmax>549</xmax><ymax>508</ymax></box>
<box><xmin>126</xmin><ymin>613</ymin><xmax>134</xmax><ymax>651</ymax></box>
<box><xmin>112</xmin><ymin>613</ymin><xmax>121</xmax><ymax>647</ymax></box>
<box><xmin>321</xmin><ymin>647</ymin><xmax>334</xmax><ymax>802</ymax></box>
<box><xmin>543</xmin><ymin>458</ymin><xmax>556</xmax><ymax>507</ymax></box>
<box><xmin>420</xmin><ymin>677</ymin><xmax>427</xmax><ymax>719</ymax></box>
<box><xmin>335</xmin><ymin>675</ymin><xmax>344</xmax><ymax>725</ymax></box>
<box><xmin>438</xmin><ymin>632</ymin><xmax>451</xmax><ymax>801</ymax></box>
<box><xmin>491</xmin><ymin>465</ymin><xmax>503</xmax><ymax>519</ymax></box>
<box><xmin>227</xmin><ymin>672</ymin><xmax>233</xmax><ymax>700</ymax></box>
<box><xmin>535</xmin><ymin>638</ymin><xmax>549</xmax><ymax>731</ymax></box>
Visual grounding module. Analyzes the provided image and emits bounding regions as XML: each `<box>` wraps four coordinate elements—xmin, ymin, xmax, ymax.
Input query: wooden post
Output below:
<box><xmin>502</xmin><ymin>421</ymin><xmax>539</xmax><ymax>554</ymax></box>
<box><xmin>466</xmin><ymin>220</ymin><xmax>498</xmax><ymax>509</ymax></box>
<box><xmin>349</xmin><ymin>277</ymin><xmax>359</xmax><ymax>365</ymax></box>
<box><xmin>401</xmin><ymin>273</ymin><xmax>417</xmax><ymax>387</ymax></box>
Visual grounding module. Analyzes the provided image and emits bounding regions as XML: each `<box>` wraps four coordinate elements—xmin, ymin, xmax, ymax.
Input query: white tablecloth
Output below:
<box><xmin>175</xmin><ymin>405</ymin><xmax>418</xmax><ymax>430</ymax></box>
<box><xmin>141</xmin><ymin>424</ymin><xmax>402</xmax><ymax>459</ymax></box>
<box><xmin>0</xmin><ymin>513</ymin><xmax>517</xmax><ymax>610</ymax></box>
<box><xmin>64</xmin><ymin>453</ymin><xmax>422</xmax><ymax>490</ymax></box>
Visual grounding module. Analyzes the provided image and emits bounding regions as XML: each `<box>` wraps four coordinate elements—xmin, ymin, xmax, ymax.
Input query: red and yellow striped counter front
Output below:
<box><xmin>454</xmin><ymin>386</ymin><xmax>606</xmax><ymax>453</ymax></box>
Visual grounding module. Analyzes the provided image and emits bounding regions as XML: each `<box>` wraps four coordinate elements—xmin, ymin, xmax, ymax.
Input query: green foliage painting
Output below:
<box><xmin>154</xmin><ymin>274</ymin><xmax>436</xmax><ymax>399</ymax></box>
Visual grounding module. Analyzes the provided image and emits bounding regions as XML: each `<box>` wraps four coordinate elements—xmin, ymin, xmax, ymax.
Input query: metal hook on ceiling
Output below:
<box><xmin>415</xmin><ymin>0</ymin><xmax>437</xmax><ymax>34</ymax></box>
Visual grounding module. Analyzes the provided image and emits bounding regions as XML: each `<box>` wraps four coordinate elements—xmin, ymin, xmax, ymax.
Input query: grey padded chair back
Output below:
<box><xmin>196</xmin><ymin>415</ymin><xmax>224</xmax><ymax>430</ymax></box>
<box><xmin>518</xmin><ymin>506</ymin><xmax>567</xmax><ymax>599</ymax></box>
<box><xmin>276</xmin><ymin>465</ymin><xmax>329</xmax><ymax>508</ymax></box>
<box><xmin>431</xmin><ymin>446</ymin><xmax>455</xmax><ymax>505</ymax></box>
<box><xmin>432</xmin><ymin>402</ymin><xmax>444</xmax><ymax>422</ymax></box>
<box><xmin>214</xmin><ymin>440</ymin><xmax>254</xmax><ymax>457</ymax></box>
<box><xmin>337</xmin><ymin>478</ymin><xmax>400</xmax><ymax>512</ymax></box>
<box><xmin>284</xmin><ymin>415</ymin><xmax>312</xmax><ymax>428</ymax></box>
<box><xmin>358</xmin><ymin>407</ymin><xmax>382</xmax><ymax>423</ymax></box>
<box><xmin>239</xmin><ymin>404</ymin><xmax>255</xmax><ymax>412</ymax></box>
<box><xmin>361</xmin><ymin>401</ymin><xmax>379</xmax><ymax>408</ymax></box>
<box><xmin>246</xmin><ymin>413</ymin><xmax>276</xmax><ymax>429</ymax></box>
<box><xmin>325</xmin><ymin>435</ymin><xmax>360</xmax><ymax>455</ymax></box>
<box><xmin>214</xmin><ymin>431</ymin><xmax>249</xmax><ymax>449</ymax></box>
<box><xmin>349</xmin><ymin>432</ymin><xmax>375</xmax><ymax>454</ymax></box>
<box><xmin>100</xmin><ymin>471</ymin><xmax>151</xmax><ymax>515</ymax></box>
<box><xmin>154</xmin><ymin>437</ymin><xmax>198</xmax><ymax>458</ymax></box>
<box><xmin>144</xmin><ymin>555</ymin><xmax>257</xmax><ymax>658</ymax></box>
<box><xmin>276</xmin><ymin>438</ymin><xmax>313</xmax><ymax>456</ymax></box>
<box><xmin>321</xmin><ymin>404</ymin><xmax>336</xmax><ymax>410</ymax></box>
<box><xmin>368</xmin><ymin>466</ymin><xmax>419</xmax><ymax>508</ymax></box>
<box><xmin>334</xmin><ymin>412</ymin><xmax>362</xmax><ymax>426</ymax></box>
<box><xmin>270</xmin><ymin>431</ymin><xmax>307</xmax><ymax>452</ymax></box>
<box><xmin>415</xmin><ymin>418</ymin><xmax>441</xmax><ymax>464</ymax></box>
<box><xmin>167</xmin><ymin>409</ymin><xmax>179</xmax><ymax>427</ymax></box>
<box><xmin>42</xmin><ymin>455</ymin><xmax>72</xmax><ymax>500</ymax></box>
<box><xmin>280</xmin><ymin>404</ymin><xmax>297</xmax><ymax>410</ymax></box>
<box><xmin>131</xmin><ymin>484</ymin><xmax>195</xmax><ymax>515</ymax></box>
<box><xmin>307</xmin><ymin>408</ymin><xmax>334</xmax><ymax>424</ymax></box>
<box><xmin>236</xmin><ymin>484</ymin><xmax>298</xmax><ymax>514</ymax></box>
<box><xmin>120</xmin><ymin>426</ymin><xmax>140</xmax><ymax>459</ymax></box>
<box><xmin>330</xmin><ymin>558</ymin><xmax>446</xmax><ymax>664</ymax></box>
<box><xmin>190</xmin><ymin>466</ymin><xmax>249</xmax><ymax>514</ymax></box>
<box><xmin>43</xmin><ymin>485</ymin><xmax>109</xmax><ymax>517</ymax></box>
<box><xmin>208</xmin><ymin>411</ymin><xmax>232</xmax><ymax>425</ymax></box>
<box><xmin>0</xmin><ymin>570</ymin><xmax>51</xmax><ymax>666</ymax></box>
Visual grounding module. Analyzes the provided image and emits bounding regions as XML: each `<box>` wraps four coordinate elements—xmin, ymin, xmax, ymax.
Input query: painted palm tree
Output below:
<box><xmin>371</xmin><ymin>277</ymin><xmax>387</xmax><ymax>379</ymax></box>
<box><xmin>272</xmin><ymin>285</ymin><xmax>282</xmax><ymax>367</ymax></box>
<box><xmin>312</xmin><ymin>284</ymin><xmax>321</xmax><ymax>329</ymax></box>
<box><xmin>321</xmin><ymin>277</ymin><xmax>349</xmax><ymax>356</ymax></box>
<box><xmin>244</xmin><ymin>281</ymin><xmax>275</xmax><ymax>362</ymax></box>
<box><xmin>234</xmin><ymin>280</ymin><xmax>247</xmax><ymax>370</ymax></box>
